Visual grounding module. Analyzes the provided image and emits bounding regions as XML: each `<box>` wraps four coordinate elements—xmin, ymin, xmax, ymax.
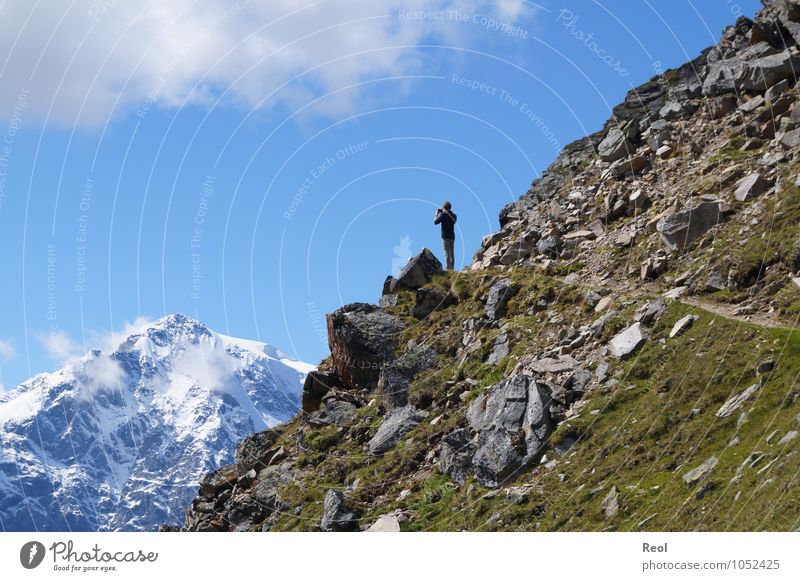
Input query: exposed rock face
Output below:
<box><xmin>320</xmin><ymin>489</ymin><xmax>358</xmax><ymax>531</ymax></box>
<box><xmin>598</xmin><ymin>126</ymin><xmax>635</xmax><ymax>162</ymax></box>
<box><xmin>326</xmin><ymin>303</ymin><xmax>404</xmax><ymax>390</ymax></box>
<box><xmin>466</xmin><ymin>375</ymin><xmax>554</xmax><ymax>487</ymax></box>
<box><xmin>656</xmin><ymin>201</ymin><xmax>724</xmax><ymax>250</ymax></box>
<box><xmin>734</xmin><ymin>173</ymin><xmax>768</xmax><ymax>201</ymax></box>
<box><xmin>235</xmin><ymin>428</ymin><xmax>283</xmax><ymax>470</ymax></box>
<box><xmin>378</xmin><ymin>346</ymin><xmax>436</xmax><ymax>410</ymax></box>
<box><xmin>368</xmin><ymin>405</ymin><xmax>429</xmax><ymax>455</ymax></box>
<box><xmin>484</xmin><ymin>279</ymin><xmax>519</xmax><ymax>321</ymax></box>
<box><xmin>387</xmin><ymin>248</ymin><xmax>443</xmax><ymax>292</ymax></box>
<box><xmin>438</xmin><ymin>428</ymin><xmax>474</xmax><ymax>486</ymax></box>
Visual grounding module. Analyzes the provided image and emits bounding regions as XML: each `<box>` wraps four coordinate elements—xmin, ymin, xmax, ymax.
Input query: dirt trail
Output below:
<box><xmin>679</xmin><ymin>296</ymin><xmax>800</xmax><ymax>331</ymax></box>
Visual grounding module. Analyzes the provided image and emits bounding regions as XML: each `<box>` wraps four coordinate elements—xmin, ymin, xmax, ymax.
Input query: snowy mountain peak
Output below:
<box><xmin>0</xmin><ymin>314</ymin><xmax>313</xmax><ymax>531</ymax></box>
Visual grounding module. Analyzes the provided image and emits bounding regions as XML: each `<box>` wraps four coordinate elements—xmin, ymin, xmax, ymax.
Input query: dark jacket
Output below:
<box><xmin>434</xmin><ymin>210</ymin><xmax>457</xmax><ymax>239</ymax></box>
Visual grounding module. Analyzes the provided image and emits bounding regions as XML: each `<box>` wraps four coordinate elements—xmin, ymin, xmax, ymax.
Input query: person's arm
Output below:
<box><xmin>434</xmin><ymin>209</ymin><xmax>442</xmax><ymax>224</ymax></box>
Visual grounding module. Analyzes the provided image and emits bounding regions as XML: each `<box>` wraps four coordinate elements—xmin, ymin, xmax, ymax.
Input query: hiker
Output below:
<box><xmin>434</xmin><ymin>201</ymin><xmax>457</xmax><ymax>271</ymax></box>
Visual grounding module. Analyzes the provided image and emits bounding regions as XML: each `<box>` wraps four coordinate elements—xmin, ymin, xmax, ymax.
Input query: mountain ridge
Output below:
<box><xmin>0</xmin><ymin>313</ymin><xmax>312</xmax><ymax>531</ymax></box>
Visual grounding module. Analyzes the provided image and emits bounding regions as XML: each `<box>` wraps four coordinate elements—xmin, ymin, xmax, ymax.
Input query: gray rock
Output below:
<box><xmin>499</xmin><ymin>238</ymin><xmax>534</xmax><ymax>265</ymax></box>
<box><xmin>368</xmin><ymin>405</ymin><xmax>428</xmax><ymax>455</ymax></box>
<box><xmin>307</xmin><ymin>393</ymin><xmax>358</xmax><ymax>427</ymax></box>
<box><xmin>734</xmin><ymin>173</ymin><xmax>767</xmax><ymax>202</ymax></box>
<box><xmin>609</xmin><ymin>322</ymin><xmax>646</xmax><ymax>359</ymax></box>
<box><xmin>536</xmin><ymin>236</ymin><xmax>562</xmax><ymax>258</ymax></box>
<box><xmin>366</xmin><ymin>513</ymin><xmax>401</xmax><ymax>532</ymax></box>
<box><xmin>320</xmin><ymin>489</ymin><xmax>357</xmax><ymax>531</ymax></box>
<box><xmin>484</xmin><ymin>279</ymin><xmax>519</xmax><ymax>321</ymax></box>
<box><xmin>703</xmin><ymin>58</ymin><xmax>748</xmax><ymax>95</ymax></box>
<box><xmin>378</xmin><ymin>346</ymin><xmax>436</xmax><ymax>410</ymax></box>
<box><xmin>635</xmin><ymin>298</ymin><xmax>667</xmax><ymax>325</ymax></box>
<box><xmin>778</xmin><ymin>431</ymin><xmax>798</xmax><ymax>446</ymax></box>
<box><xmin>486</xmin><ymin>330</ymin><xmax>510</xmax><ymax>365</ymax></box>
<box><xmin>438</xmin><ymin>428</ymin><xmax>474</xmax><ymax>486</ymax></box>
<box><xmin>669</xmin><ymin>315</ymin><xmax>698</xmax><ymax>338</ymax></box>
<box><xmin>716</xmin><ymin>383</ymin><xmax>761</xmax><ymax>418</ymax></box>
<box><xmin>235</xmin><ymin>428</ymin><xmax>284</xmax><ymax>469</ymax></box>
<box><xmin>598</xmin><ymin>127</ymin><xmax>634</xmax><ymax>162</ymax></box>
<box><xmin>601</xmin><ymin>486</ymin><xmax>619</xmax><ymax>518</ymax></box>
<box><xmin>739</xmin><ymin>50</ymin><xmax>800</xmax><ymax>91</ymax></box>
<box><xmin>389</xmin><ymin>248</ymin><xmax>443</xmax><ymax>292</ymax></box>
<box><xmin>683</xmin><ymin>456</ymin><xmax>718</xmax><ymax>487</ymax></box>
<box><xmin>656</xmin><ymin>201</ymin><xmax>723</xmax><ymax>251</ymax></box>
<box><xmin>779</xmin><ymin>127</ymin><xmax>800</xmax><ymax>148</ymax></box>
<box><xmin>659</xmin><ymin>101</ymin><xmax>684</xmax><ymax>120</ymax></box>
<box><xmin>467</xmin><ymin>374</ymin><xmax>554</xmax><ymax>487</ymax></box>
<box><xmin>766</xmin><ymin>79</ymin><xmax>790</xmax><ymax>104</ymax></box>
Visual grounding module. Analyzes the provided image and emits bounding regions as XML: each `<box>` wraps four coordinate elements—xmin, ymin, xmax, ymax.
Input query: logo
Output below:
<box><xmin>392</xmin><ymin>235</ymin><xmax>413</xmax><ymax>277</ymax></box>
<box><xmin>20</xmin><ymin>541</ymin><xmax>46</xmax><ymax>569</ymax></box>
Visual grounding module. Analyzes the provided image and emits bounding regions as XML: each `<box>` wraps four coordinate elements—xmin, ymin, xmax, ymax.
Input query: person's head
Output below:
<box><xmin>442</xmin><ymin>201</ymin><xmax>452</xmax><ymax>211</ymax></box>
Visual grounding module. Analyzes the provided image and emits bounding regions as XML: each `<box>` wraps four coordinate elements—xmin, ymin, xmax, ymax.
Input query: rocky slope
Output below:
<box><xmin>181</xmin><ymin>1</ymin><xmax>800</xmax><ymax>532</ymax></box>
<box><xmin>0</xmin><ymin>314</ymin><xmax>312</xmax><ymax>531</ymax></box>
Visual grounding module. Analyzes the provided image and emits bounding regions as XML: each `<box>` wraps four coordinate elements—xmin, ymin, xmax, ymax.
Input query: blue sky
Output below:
<box><xmin>0</xmin><ymin>0</ymin><xmax>761</xmax><ymax>389</ymax></box>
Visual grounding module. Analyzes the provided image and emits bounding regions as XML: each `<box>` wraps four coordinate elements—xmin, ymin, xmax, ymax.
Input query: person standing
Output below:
<box><xmin>434</xmin><ymin>201</ymin><xmax>457</xmax><ymax>271</ymax></box>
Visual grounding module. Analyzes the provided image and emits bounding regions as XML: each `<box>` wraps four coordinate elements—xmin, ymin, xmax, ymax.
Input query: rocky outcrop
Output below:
<box><xmin>656</xmin><ymin>201</ymin><xmax>725</xmax><ymax>251</ymax></box>
<box><xmin>465</xmin><ymin>375</ymin><xmax>554</xmax><ymax>487</ymax></box>
<box><xmin>326</xmin><ymin>303</ymin><xmax>404</xmax><ymax>390</ymax></box>
<box><xmin>368</xmin><ymin>405</ymin><xmax>429</xmax><ymax>455</ymax></box>
<box><xmin>377</xmin><ymin>346</ymin><xmax>436</xmax><ymax>410</ymax></box>
<box><xmin>484</xmin><ymin>279</ymin><xmax>519</xmax><ymax>321</ymax></box>
<box><xmin>320</xmin><ymin>489</ymin><xmax>358</xmax><ymax>532</ymax></box>
<box><xmin>385</xmin><ymin>248</ymin><xmax>443</xmax><ymax>293</ymax></box>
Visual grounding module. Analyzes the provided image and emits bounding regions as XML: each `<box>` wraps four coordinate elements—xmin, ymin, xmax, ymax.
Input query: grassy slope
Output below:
<box><xmin>258</xmin><ymin>266</ymin><xmax>800</xmax><ymax>532</ymax></box>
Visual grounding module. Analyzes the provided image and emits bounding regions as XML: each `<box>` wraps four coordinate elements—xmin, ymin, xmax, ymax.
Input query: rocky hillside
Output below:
<box><xmin>179</xmin><ymin>1</ymin><xmax>800</xmax><ymax>532</ymax></box>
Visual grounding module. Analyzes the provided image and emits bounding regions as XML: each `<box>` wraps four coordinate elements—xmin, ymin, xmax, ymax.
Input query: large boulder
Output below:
<box><xmin>378</xmin><ymin>346</ymin><xmax>436</xmax><ymax>410</ymax></box>
<box><xmin>598</xmin><ymin>126</ymin><xmax>635</xmax><ymax>162</ymax></box>
<box><xmin>609</xmin><ymin>322</ymin><xmax>647</xmax><ymax>359</ymax></box>
<box><xmin>484</xmin><ymin>279</ymin><xmax>519</xmax><ymax>321</ymax></box>
<box><xmin>368</xmin><ymin>405</ymin><xmax>428</xmax><ymax>455</ymax></box>
<box><xmin>656</xmin><ymin>200</ymin><xmax>724</xmax><ymax>251</ymax></box>
<box><xmin>326</xmin><ymin>303</ymin><xmax>404</xmax><ymax>390</ymax></box>
<box><xmin>320</xmin><ymin>489</ymin><xmax>358</xmax><ymax>532</ymax></box>
<box><xmin>739</xmin><ymin>50</ymin><xmax>800</xmax><ymax>91</ymax></box>
<box><xmin>702</xmin><ymin>59</ymin><xmax>748</xmax><ymax>95</ymax></box>
<box><xmin>388</xmin><ymin>248</ymin><xmax>443</xmax><ymax>292</ymax></box>
<box><xmin>466</xmin><ymin>374</ymin><xmax>554</xmax><ymax>487</ymax></box>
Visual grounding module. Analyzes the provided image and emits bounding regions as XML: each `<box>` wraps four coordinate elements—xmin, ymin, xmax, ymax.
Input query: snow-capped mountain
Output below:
<box><xmin>0</xmin><ymin>313</ymin><xmax>313</xmax><ymax>532</ymax></box>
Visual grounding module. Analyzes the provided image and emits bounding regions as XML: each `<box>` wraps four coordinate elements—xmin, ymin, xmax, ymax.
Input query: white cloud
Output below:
<box><xmin>90</xmin><ymin>316</ymin><xmax>155</xmax><ymax>352</ymax></box>
<box><xmin>0</xmin><ymin>339</ymin><xmax>16</xmax><ymax>362</ymax></box>
<box><xmin>0</xmin><ymin>0</ymin><xmax>535</xmax><ymax>126</ymax></box>
<box><xmin>36</xmin><ymin>330</ymin><xmax>82</xmax><ymax>362</ymax></box>
<box><xmin>77</xmin><ymin>352</ymin><xmax>127</xmax><ymax>399</ymax></box>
